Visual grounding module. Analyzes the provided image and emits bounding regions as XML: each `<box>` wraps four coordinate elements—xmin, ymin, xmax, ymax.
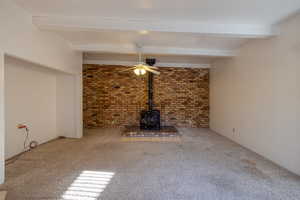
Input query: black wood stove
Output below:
<box><xmin>140</xmin><ymin>58</ymin><xmax>161</xmax><ymax>130</ymax></box>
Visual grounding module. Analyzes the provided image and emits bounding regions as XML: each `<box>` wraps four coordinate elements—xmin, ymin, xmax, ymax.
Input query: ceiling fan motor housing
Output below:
<box><xmin>145</xmin><ymin>58</ymin><xmax>156</xmax><ymax>66</ymax></box>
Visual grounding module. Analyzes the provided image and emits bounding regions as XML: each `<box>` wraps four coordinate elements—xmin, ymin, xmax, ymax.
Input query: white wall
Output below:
<box><xmin>57</xmin><ymin>74</ymin><xmax>76</xmax><ymax>138</ymax></box>
<box><xmin>210</xmin><ymin>13</ymin><xmax>300</xmax><ymax>175</ymax></box>
<box><xmin>56</xmin><ymin>73</ymin><xmax>83</xmax><ymax>139</ymax></box>
<box><xmin>0</xmin><ymin>52</ymin><xmax>5</xmax><ymax>184</ymax></box>
<box><xmin>0</xmin><ymin>0</ymin><xmax>82</xmax><ymax>183</ymax></box>
<box><xmin>4</xmin><ymin>57</ymin><xmax>57</xmax><ymax>159</ymax></box>
<box><xmin>0</xmin><ymin>0</ymin><xmax>82</xmax><ymax>74</ymax></box>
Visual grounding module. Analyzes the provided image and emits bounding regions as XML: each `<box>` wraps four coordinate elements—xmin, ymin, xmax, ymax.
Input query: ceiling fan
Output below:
<box><xmin>122</xmin><ymin>45</ymin><xmax>160</xmax><ymax>75</ymax></box>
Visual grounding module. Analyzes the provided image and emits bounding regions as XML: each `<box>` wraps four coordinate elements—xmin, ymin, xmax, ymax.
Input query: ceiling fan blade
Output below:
<box><xmin>134</xmin><ymin>64</ymin><xmax>146</xmax><ymax>68</ymax></box>
<box><xmin>144</xmin><ymin>67</ymin><xmax>160</xmax><ymax>75</ymax></box>
<box><xmin>148</xmin><ymin>66</ymin><xmax>158</xmax><ymax>69</ymax></box>
<box><xmin>120</xmin><ymin>67</ymin><xmax>136</xmax><ymax>72</ymax></box>
<box><xmin>136</xmin><ymin>64</ymin><xmax>158</xmax><ymax>69</ymax></box>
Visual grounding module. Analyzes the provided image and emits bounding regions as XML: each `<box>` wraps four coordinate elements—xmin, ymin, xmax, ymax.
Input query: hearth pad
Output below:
<box><xmin>121</xmin><ymin>137</ymin><xmax>181</xmax><ymax>142</ymax></box>
<box><xmin>122</xmin><ymin>126</ymin><xmax>181</xmax><ymax>137</ymax></box>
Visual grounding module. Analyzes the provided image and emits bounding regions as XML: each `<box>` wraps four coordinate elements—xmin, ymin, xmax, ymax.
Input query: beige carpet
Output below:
<box><xmin>0</xmin><ymin>191</ymin><xmax>7</xmax><ymax>200</ymax></box>
<box><xmin>1</xmin><ymin>128</ymin><xmax>300</xmax><ymax>200</ymax></box>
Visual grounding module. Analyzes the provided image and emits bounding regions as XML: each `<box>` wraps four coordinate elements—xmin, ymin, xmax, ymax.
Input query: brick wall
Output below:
<box><xmin>83</xmin><ymin>64</ymin><xmax>209</xmax><ymax>128</ymax></box>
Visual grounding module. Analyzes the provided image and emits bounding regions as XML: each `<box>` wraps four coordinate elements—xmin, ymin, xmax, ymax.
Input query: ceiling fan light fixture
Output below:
<box><xmin>134</xmin><ymin>68</ymin><xmax>146</xmax><ymax>76</ymax></box>
<box><xmin>139</xmin><ymin>30</ymin><xmax>149</xmax><ymax>35</ymax></box>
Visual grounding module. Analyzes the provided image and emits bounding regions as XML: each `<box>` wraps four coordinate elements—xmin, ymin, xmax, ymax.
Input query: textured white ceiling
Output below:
<box><xmin>13</xmin><ymin>0</ymin><xmax>300</xmax><ymax>24</ymax></box>
<box><xmin>84</xmin><ymin>52</ymin><xmax>213</xmax><ymax>63</ymax></box>
<box><xmin>12</xmin><ymin>0</ymin><xmax>300</xmax><ymax>65</ymax></box>
<box><xmin>84</xmin><ymin>53</ymin><xmax>213</xmax><ymax>68</ymax></box>
<box><xmin>54</xmin><ymin>30</ymin><xmax>247</xmax><ymax>50</ymax></box>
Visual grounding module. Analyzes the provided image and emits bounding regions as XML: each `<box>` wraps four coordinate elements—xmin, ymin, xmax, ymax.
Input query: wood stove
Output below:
<box><xmin>140</xmin><ymin>58</ymin><xmax>161</xmax><ymax>130</ymax></box>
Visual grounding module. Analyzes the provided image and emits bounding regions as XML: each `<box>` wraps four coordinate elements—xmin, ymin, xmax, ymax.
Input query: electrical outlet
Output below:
<box><xmin>232</xmin><ymin>128</ymin><xmax>236</xmax><ymax>137</ymax></box>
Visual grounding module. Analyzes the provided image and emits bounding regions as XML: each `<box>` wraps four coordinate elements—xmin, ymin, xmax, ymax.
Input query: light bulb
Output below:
<box><xmin>134</xmin><ymin>68</ymin><xmax>146</xmax><ymax>76</ymax></box>
<box><xmin>134</xmin><ymin>68</ymin><xmax>141</xmax><ymax>75</ymax></box>
<box><xmin>140</xmin><ymin>69</ymin><xmax>146</xmax><ymax>75</ymax></box>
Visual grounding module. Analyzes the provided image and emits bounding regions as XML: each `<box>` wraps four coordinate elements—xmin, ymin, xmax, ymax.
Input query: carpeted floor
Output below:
<box><xmin>0</xmin><ymin>191</ymin><xmax>7</xmax><ymax>200</ymax></box>
<box><xmin>1</xmin><ymin>128</ymin><xmax>300</xmax><ymax>200</ymax></box>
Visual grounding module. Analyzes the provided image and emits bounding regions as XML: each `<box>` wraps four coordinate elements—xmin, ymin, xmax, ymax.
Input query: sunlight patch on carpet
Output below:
<box><xmin>62</xmin><ymin>171</ymin><xmax>114</xmax><ymax>200</ymax></box>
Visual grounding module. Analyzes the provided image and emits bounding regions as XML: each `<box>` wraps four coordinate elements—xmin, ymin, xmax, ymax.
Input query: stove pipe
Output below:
<box><xmin>145</xmin><ymin>58</ymin><xmax>156</xmax><ymax>111</ymax></box>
